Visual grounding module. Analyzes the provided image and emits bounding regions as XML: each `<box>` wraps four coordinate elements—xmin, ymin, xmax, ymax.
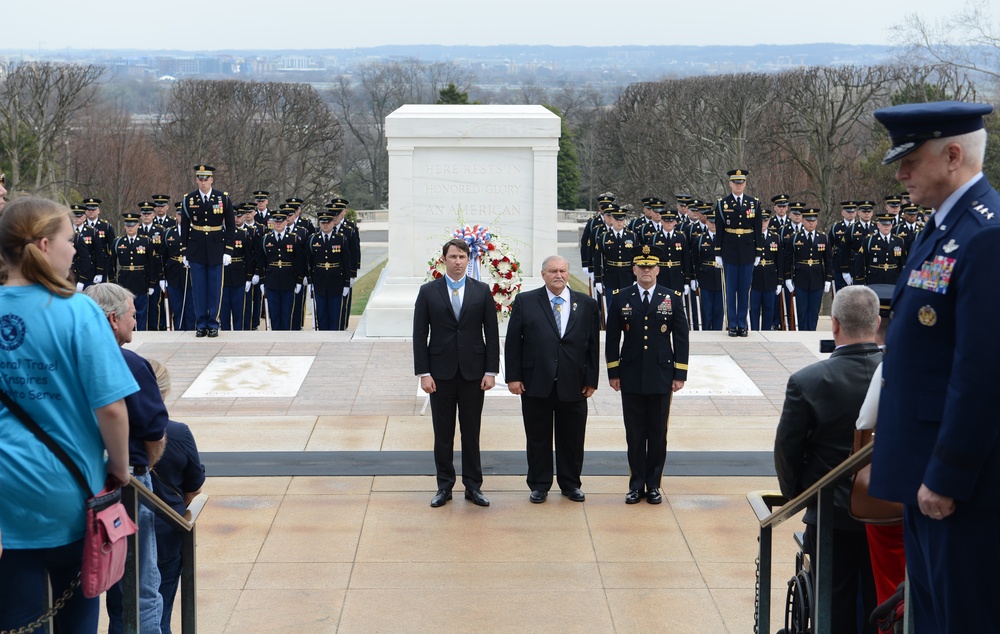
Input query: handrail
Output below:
<box><xmin>121</xmin><ymin>476</ymin><xmax>208</xmax><ymax>633</ymax></box>
<box><xmin>747</xmin><ymin>441</ymin><xmax>875</xmax><ymax>634</ymax></box>
<box><xmin>128</xmin><ymin>475</ymin><xmax>208</xmax><ymax>530</ymax></box>
<box><xmin>759</xmin><ymin>442</ymin><xmax>873</xmax><ymax>528</ymax></box>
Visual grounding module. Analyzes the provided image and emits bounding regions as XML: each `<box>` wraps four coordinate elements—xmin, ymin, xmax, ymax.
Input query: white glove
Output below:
<box><xmin>94</xmin><ymin>275</ymin><xmax>103</xmax><ymax>283</ymax></box>
<box><xmin>260</xmin><ymin>284</ymin><xmax>265</xmax><ymax>295</ymax></box>
<box><xmin>683</xmin><ymin>284</ymin><xmax>690</xmax><ymax>296</ymax></box>
<box><xmin>343</xmin><ymin>287</ymin><xmax>351</xmax><ymax>297</ymax></box>
<box><xmin>754</xmin><ymin>256</ymin><xmax>761</xmax><ymax>267</ymax></box>
<box><xmin>594</xmin><ymin>282</ymin><xmax>604</xmax><ymax>295</ymax></box>
<box><xmin>715</xmin><ymin>256</ymin><xmax>723</xmax><ymax>268</ymax></box>
<box><xmin>588</xmin><ymin>271</ymin><xmax>595</xmax><ymax>283</ymax></box>
<box><xmin>308</xmin><ymin>284</ymin><xmax>314</xmax><ymax>296</ymax></box>
<box><xmin>294</xmin><ymin>283</ymin><xmax>302</xmax><ymax>294</ymax></box>
<box><xmin>223</xmin><ymin>254</ymin><xmax>232</xmax><ymax>266</ymax></box>
<box><xmin>302</xmin><ymin>276</ymin><xmax>308</xmax><ymax>287</ymax></box>
<box><xmin>775</xmin><ymin>285</ymin><xmax>782</xmax><ymax>296</ymax></box>
<box><xmin>245</xmin><ymin>281</ymin><xmax>252</xmax><ymax>292</ymax></box>
<box><xmin>76</xmin><ymin>282</ymin><xmax>85</xmax><ymax>292</ymax></box>
<box><xmin>842</xmin><ymin>273</ymin><xmax>852</xmax><ymax>285</ymax></box>
<box><xmin>182</xmin><ymin>256</ymin><xmax>189</xmax><ymax>268</ymax></box>
<box><xmin>689</xmin><ymin>280</ymin><xmax>698</xmax><ymax>291</ymax></box>
<box><xmin>583</xmin><ymin>267</ymin><xmax>590</xmax><ymax>276</ymax></box>
<box><xmin>350</xmin><ymin>278</ymin><xmax>357</xmax><ymax>288</ymax></box>
<box><xmin>251</xmin><ymin>274</ymin><xmax>260</xmax><ymax>285</ymax></box>
<box><xmin>785</xmin><ymin>279</ymin><xmax>795</xmax><ymax>293</ymax></box>
<box><xmin>159</xmin><ymin>280</ymin><xmax>167</xmax><ymax>292</ymax></box>
<box><xmin>824</xmin><ymin>281</ymin><xmax>832</xmax><ymax>293</ymax></box>
<box><xmin>148</xmin><ymin>287</ymin><xmax>154</xmax><ymax>296</ymax></box>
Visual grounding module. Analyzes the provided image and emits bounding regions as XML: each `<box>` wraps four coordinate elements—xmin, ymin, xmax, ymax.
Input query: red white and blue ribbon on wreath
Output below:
<box><xmin>453</xmin><ymin>224</ymin><xmax>492</xmax><ymax>281</ymax></box>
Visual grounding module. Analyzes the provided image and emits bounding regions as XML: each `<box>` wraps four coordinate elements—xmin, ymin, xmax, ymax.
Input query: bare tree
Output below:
<box><xmin>0</xmin><ymin>61</ymin><xmax>104</xmax><ymax>197</ymax></box>
<box><xmin>157</xmin><ymin>79</ymin><xmax>342</xmax><ymax>207</ymax></box>
<box><xmin>894</xmin><ymin>0</ymin><xmax>1000</xmax><ymax>82</ymax></box>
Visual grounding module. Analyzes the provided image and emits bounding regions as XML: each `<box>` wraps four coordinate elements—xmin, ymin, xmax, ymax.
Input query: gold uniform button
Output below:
<box><xmin>644</xmin><ymin>326</ymin><xmax>648</xmax><ymax>330</ymax></box>
<box><xmin>643</xmin><ymin>345</ymin><xmax>648</xmax><ymax>350</ymax></box>
<box><xmin>643</xmin><ymin>336</ymin><xmax>648</xmax><ymax>340</ymax></box>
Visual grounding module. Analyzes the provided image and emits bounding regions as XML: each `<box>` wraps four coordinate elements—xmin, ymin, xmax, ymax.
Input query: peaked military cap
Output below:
<box><xmin>883</xmin><ymin>194</ymin><xmax>902</xmax><ymax>205</ymax></box>
<box><xmin>771</xmin><ymin>194</ymin><xmax>789</xmax><ymax>205</ymax></box>
<box><xmin>901</xmin><ymin>203</ymin><xmax>920</xmax><ymax>214</ymax></box>
<box><xmin>137</xmin><ymin>201</ymin><xmax>155</xmax><ymax>213</ymax></box>
<box><xmin>151</xmin><ymin>194</ymin><xmax>170</xmax><ymax>205</ymax></box>
<box><xmin>83</xmin><ymin>197</ymin><xmax>102</xmax><ymax>207</ymax></box>
<box><xmin>596</xmin><ymin>192</ymin><xmax>616</xmax><ymax>205</ymax></box>
<box><xmin>789</xmin><ymin>202</ymin><xmax>805</xmax><ymax>213</ymax></box>
<box><xmin>633</xmin><ymin>244</ymin><xmax>663</xmax><ymax>266</ymax></box>
<box><xmin>876</xmin><ymin>211</ymin><xmax>895</xmax><ymax>223</ymax></box>
<box><xmin>839</xmin><ymin>200</ymin><xmax>858</xmax><ymax>211</ymax></box>
<box><xmin>727</xmin><ymin>169</ymin><xmax>749</xmax><ymax>181</ymax></box>
<box><xmin>70</xmin><ymin>204</ymin><xmax>86</xmax><ymax>215</ymax></box>
<box><xmin>857</xmin><ymin>200</ymin><xmax>876</xmax><ymax>210</ymax></box>
<box><xmin>801</xmin><ymin>208</ymin><xmax>820</xmax><ymax>219</ymax></box>
<box><xmin>122</xmin><ymin>211</ymin><xmax>141</xmax><ymax>222</ymax></box>
<box><xmin>874</xmin><ymin>101</ymin><xmax>994</xmax><ymax>164</ymax></box>
<box><xmin>194</xmin><ymin>165</ymin><xmax>215</xmax><ymax>176</ymax></box>
<box><xmin>253</xmin><ymin>190</ymin><xmax>270</xmax><ymax>199</ymax></box>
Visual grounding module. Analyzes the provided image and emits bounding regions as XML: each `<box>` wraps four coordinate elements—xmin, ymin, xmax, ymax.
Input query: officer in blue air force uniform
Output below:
<box><xmin>869</xmin><ymin>101</ymin><xmax>1000</xmax><ymax>633</ymax></box>
<box><xmin>181</xmin><ymin>164</ymin><xmax>235</xmax><ymax>338</ymax></box>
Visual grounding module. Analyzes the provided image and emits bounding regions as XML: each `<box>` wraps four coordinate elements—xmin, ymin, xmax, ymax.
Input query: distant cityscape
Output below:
<box><xmin>0</xmin><ymin>44</ymin><xmax>899</xmax><ymax>85</ymax></box>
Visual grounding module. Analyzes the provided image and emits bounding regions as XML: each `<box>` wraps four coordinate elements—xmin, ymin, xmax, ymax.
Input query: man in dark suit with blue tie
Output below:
<box><xmin>181</xmin><ymin>165</ymin><xmax>235</xmax><ymax>337</ymax></box>
<box><xmin>606</xmin><ymin>246</ymin><xmax>689</xmax><ymax>505</ymax></box>
<box><xmin>870</xmin><ymin>101</ymin><xmax>1000</xmax><ymax>632</ymax></box>
<box><xmin>413</xmin><ymin>238</ymin><xmax>500</xmax><ymax>508</ymax></box>
<box><xmin>505</xmin><ymin>255</ymin><xmax>600</xmax><ymax>504</ymax></box>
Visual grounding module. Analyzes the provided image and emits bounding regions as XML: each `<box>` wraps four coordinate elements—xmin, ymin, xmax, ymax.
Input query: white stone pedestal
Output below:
<box><xmin>363</xmin><ymin>105</ymin><xmax>561</xmax><ymax>337</ymax></box>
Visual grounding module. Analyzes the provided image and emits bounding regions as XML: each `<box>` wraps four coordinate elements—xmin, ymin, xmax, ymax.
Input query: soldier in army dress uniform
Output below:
<box><xmin>829</xmin><ymin>201</ymin><xmax>858</xmax><ymax>290</ymax></box>
<box><xmin>70</xmin><ymin>204</ymin><xmax>98</xmax><ymax>290</ymax></box>
<box><xmin>307</xmin><ymin>204</ymin><xmax>354</xmax><ymax>330</ymax></box>
<box><xmin>641</xmin><ymin>202</ymin><xmax>691</xmax><ymax>300</ymax></box>
<box><xmin>110</xmin><ymin>210</ymin><xmax>157</xmax><ymax>330</ymax></box>
<box><xmin>605</xmin><ymin>245</ymin><xmax>689</xmax><ymax>505</ymax></box>
<box><xmin>161</xmin><ymin>203</ymin><xmax>194</xmax><ymax>330</ymax></box>
<box><xmin>256</xmin><ymin>205</ymin><xmax>306</xmax><ymax>331</ymax></box>
<box><xmin>892</xmin><ymin>202</ymin><xmax>923</xmax><ymax>259</ymax></box>
<box><xmin>181</xmin><ymin>164</ymin><xmax>236</xmax><ymax>337</ymax></box>
<box><xmin>83</xmin><ymin>197</ymin><xmax>115</xmax><ymax>284</ymax></box>
<box><xmin>715</xmin><ymin>169</ymin><xmax>763</xmax><ymax>337</ymax></box>
<box><xmin>593</xmin><ymin>205</ymin><xmax>639</xmax><ymax>317</ymax></box>
<box><xmin>749</xmin><ymin>210</ymin><xmax>782</xmax><ymax>331</ymax></box>
<box><xmin>137</xmin><ymin>202</ymin><xmax>167</xmax><ymax>330</ymax></box>
<box><xmin>219</xmin><ymin>208</ymin><xmax>254</xmax><ymax>330</ymax></box>
<box><xmin>691</xmin><ymin>212</ymin><xmax>723</xmax><ymax>330</ymax></box>
<box><xmin>785</xmin><ymin>209</ymin><xmax>833</xmax><ymax>331</ymax></box>
<box><xmin>854</xmin><ymin>211</ymin><xmax>906</xmax><ymax>286</ymax></box>
<box><xmin>329</xmin><ymin>197</ymin><xmax>361</xmax><ymax>330</ymax></box>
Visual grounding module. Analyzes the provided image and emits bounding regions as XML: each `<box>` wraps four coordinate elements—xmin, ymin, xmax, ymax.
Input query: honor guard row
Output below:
<box><xmin>581</xmin><ymin>175</ymin><xmax>933</xmax><ymax>332</ymax></box>
<box><xmin>71</xmin><ymin>165</ymin><xmax>362</xmax><ymax>333</ymax></box>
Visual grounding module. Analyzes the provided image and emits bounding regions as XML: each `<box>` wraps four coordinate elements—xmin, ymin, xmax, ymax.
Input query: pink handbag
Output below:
<box><xmin>82</xmin><ymin>483</ymin><xmax>138</xmax><ymax>598</ymax></box>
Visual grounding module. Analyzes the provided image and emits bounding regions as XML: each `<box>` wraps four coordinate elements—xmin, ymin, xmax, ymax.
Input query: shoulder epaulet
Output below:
<box><xmin>223</xmin><ymin>191</ymin><xmax>229</xmax><ymax>196</ymax></box>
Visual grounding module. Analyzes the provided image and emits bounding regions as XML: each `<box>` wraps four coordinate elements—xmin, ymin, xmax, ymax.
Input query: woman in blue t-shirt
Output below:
<box><xmin>0</xmin><ymin>197</ymin><xmax>139</xmax><ymax>633</ymax></box>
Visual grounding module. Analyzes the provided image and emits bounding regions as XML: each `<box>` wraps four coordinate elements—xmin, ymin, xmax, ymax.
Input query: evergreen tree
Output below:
<box><xmin>437</xmin><ymin>83</ymin><xmax>470</xmax><ymax>104</ymax></box>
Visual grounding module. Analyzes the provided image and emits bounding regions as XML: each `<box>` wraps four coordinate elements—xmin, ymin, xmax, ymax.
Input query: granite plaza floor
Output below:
<box><xmin>112</xmin><ymin>318</ymin><xmax>832</xmax><ymax>633</ymax></box>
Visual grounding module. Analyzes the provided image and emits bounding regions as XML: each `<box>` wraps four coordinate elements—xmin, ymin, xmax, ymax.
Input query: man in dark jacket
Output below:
<box><xmin>413</xmin><ymin>238</ymin><xmax>500</xmax><ymax>508</ymax></box>
<box><xmin>774</xmin><ymin>285</ymin><xmax>881</xmax><ymax>633</ymax></box>
<box><xmin>505</xmin><ymin>255</ymin><xmax>600</xmax><ymax>503</ymax></box>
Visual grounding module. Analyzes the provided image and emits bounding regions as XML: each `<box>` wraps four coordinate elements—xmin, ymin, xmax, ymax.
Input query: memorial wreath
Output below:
<box><xmin>426</xmin><ymin>224</ymin><xmax>522</xmax><ymax>321</ymax></box>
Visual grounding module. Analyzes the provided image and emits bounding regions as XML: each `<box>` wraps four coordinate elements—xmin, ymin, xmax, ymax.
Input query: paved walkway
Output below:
<box><xmin>112</xmin><ymin>321</ymin><xmax>830</xmax><ymax>633</ymax></box>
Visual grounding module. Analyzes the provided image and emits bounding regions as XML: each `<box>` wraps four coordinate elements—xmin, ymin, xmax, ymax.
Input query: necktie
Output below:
<box><xmin>552</xmin><ymin>296</ymin><xmax>564</xmax><ymax>336</ymax></box>
<box><xmin>642</xmin><ymin>290</ymin><xmax>650</xmax><ymax>310</ymax></box>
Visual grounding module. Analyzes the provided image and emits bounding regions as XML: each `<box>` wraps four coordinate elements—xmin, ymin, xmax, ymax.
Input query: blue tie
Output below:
<box><xmin>552</xmin><ymin>296</ymin><xmax>565</xmax><ymax>336</ymax></box>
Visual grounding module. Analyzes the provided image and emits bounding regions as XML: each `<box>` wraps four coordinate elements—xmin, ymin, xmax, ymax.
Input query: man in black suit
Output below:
<box><xmin>413</xmin><ymin>238</ymin><xmax>500</xmax><ymax>508</ymax></box>
<box><xmin>606</xmin><ymin>246</ymin><xmax>689</xmax><ymax>505</ymax></box>
<box><xmin>774</xmin><ymin>285</ymin><xmax>881</xmax><ymax>634</ymax></box>
<box><xmin>181</xmin><ymin>164</ymin><xmax>236</xmax><ymax>338</ymax></box>
<box><xmin>505</xmin><ymin>255</ymin><xmax>600</xmax><ymax>504</ymax></box>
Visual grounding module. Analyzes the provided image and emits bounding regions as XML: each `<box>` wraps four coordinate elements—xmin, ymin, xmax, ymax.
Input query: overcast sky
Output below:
<box><xmin>6</xmin><ymin>1</ymin><xmax>960</xmax><ymax>51</ymax></box>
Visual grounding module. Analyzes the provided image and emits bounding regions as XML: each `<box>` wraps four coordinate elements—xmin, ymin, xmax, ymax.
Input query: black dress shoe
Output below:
<box><xmin>529</xmin><ymin>490</ymin><xmax>547</xmax><ymax>504</ymax></box>
<box><xmin>646</xmin><ymin>489</ymin><xmax>663</xmax><ymax>504</ymax></box>
<box><xmin>464</xmin><ymin>489</ymin><xmax>490</xmax><ymax>506</ymax></box>
<box><xmin>738</xmin><ymin>327</ymin><xmax>748</xmax><ymax>337</ymax></box>
<box><xmin>625</xmin><ymin>489</ymin><xmax>643</xmax><ymax>504</ymax></box>
<box><xmin>430</xmin><ymin>489</ymin><xmax>452</xmax><ymax>507</ymax></box>
<box><xmin>207</xmin><ymin>328</ymin><xmax>219</xmax><ymax>338</ymax></box>
<box><xmin>195</xmin><ymin>328</ymin><xmax>207</xmax><ymax>338</ymax></box>
<box><xmin>728</xmin><ymin>328</ymin><xmax>739</xmax><ymax>337</ymax></box>
<box><xmin>561</xmin><ymin>488</ymin><xmax>586</xmax><ymax>502</ymax></box>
